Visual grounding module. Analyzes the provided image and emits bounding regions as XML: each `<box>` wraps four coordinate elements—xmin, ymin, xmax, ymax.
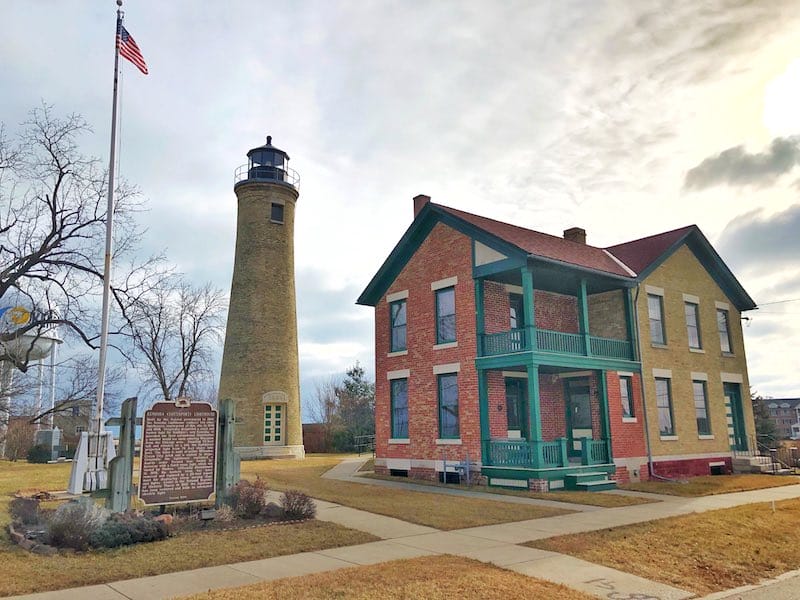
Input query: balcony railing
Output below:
<box><xmin>480</xmin><ymin>327</ymin><xmax>633</xmax><ymax>361</ymax></box>
<box><xmin>485</xmin><ymin>437</ymin><xmax>611</xmax><ymax>468</ymax></box>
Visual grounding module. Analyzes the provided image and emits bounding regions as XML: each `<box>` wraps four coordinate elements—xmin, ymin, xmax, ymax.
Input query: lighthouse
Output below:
<box><xmin>218</xmin><ymin>137</ymin><xmax>305</xmax><ymax>459</ymax></box>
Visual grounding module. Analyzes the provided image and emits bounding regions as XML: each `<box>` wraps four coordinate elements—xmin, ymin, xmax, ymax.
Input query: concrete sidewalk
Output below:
<box><xmin>11</xmin><ymin>461</ymin><xmax>800</xmax><ymax>600</ymax></box>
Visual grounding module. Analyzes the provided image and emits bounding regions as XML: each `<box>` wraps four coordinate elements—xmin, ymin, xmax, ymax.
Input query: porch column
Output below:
<box><xmin>597</xmin><ymin>370</ymin><xmax>613</xmax><ymax>460</ymax></box>
<box><xmin>521</xmin><ymin>265</ymin><xmax>536</xmax><ymax>350</ymax></box>
<box><xmin>577</xmin><ymin>278</ymin><xmax>591</xmax><ymax>356</ymax></box>
<box><xmin>474</xmin><ymin>278</ymin><xmax>485</xmax><ymax>355</ymax></box>
<box><xmin>526</xmin><ymin>363</ymin><xmax>542</xmax><ymax>442</ymax></box>
<box><xmin>478</xmin><ymin>368</ymin><xmax>490</xmax><ymax>460</ymax></box>
<box><xmin>623</xmin><ymin>287</ymin><xmax>638</xmax><ymax>361</ymax></box>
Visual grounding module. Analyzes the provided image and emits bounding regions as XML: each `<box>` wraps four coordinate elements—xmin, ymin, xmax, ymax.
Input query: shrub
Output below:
<box><xmin>281</xmin><ymin>490</ymin><xmax>316</xmax><ymax>520</ymax></box>
<box><xmin>214</xmin><ymin>504</ymin><xmax>235</xmax><ymax>522</ymax></box>
<box><xmin>26</xmin><ymin>444</ymin><xmax>51</xmax><ymax>464</ymax></box>
<box><xmin>89</xmin><ymin>513</ymin><xmax>169</xmax><ymax>549</ymax></box>
<box><xmin>9</xmin><ymin>497</ymin><xmax>40</xmax><ymax>525</ymax></box>
<box><xmin>226</xmin><ymin>479</ymin><xmax>267</xmax><ymax>518</ymax></box>
<box><xmin>47</xmin><ymin>500</ymin><xmax>109</xmax><ymax>550</ymax></box>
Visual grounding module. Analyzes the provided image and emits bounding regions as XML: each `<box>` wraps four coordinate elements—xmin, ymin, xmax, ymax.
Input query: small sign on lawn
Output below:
<box><xmin>139</xmin><ymin>398</ymin><xmax>218</xmax><ymax>505</ymax></box>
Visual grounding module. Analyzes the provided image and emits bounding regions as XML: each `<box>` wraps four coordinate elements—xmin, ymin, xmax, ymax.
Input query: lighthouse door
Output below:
<box><xmin>263</xmin><ymin>404</ymin><xmax>284</xmax><ymax>445</ymax></box>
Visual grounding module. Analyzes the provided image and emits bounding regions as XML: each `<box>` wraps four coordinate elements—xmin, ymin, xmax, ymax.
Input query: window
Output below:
<box><xmin>620</xmin><ymin>376</ymin><xmax>634</xmax><ymax>418</ymax></box>
<box><xmin>390</xmin><ymin>300</ymin><xmax>407</xmax><ymax>352</ymax></box>
<box><xmin>693</xmin><ymin>380</ymin><xmax>711</xmax><ymax>435</ymax></box>
<box><xmin>71</xmin><ymin>405</ymin><xmax>80</xmax><ymax>417</ymax></box>
<box><xmin>648</xmin><ymin>294</ymin><xmax>666</xmax><ymax>344</ymax></box>
<box><xmin>435</xmin><ymin>287</ymin><xmax>456</xmax><ymax>344</ymax></box>
<box><xmin>390</xmin><ymin>378</ymin><xmax>408</xmax><ymax>439</ymax></box>
<box><xmin>655</xmin><ymin>377</ymin><xmax>674</xmax><ymax>436</ymax></box>
<box><xmin>684</xmin><ymin>302</ymin><xmax>701</xmax><ymax>349</ymax></box>
<box><xmin>717</xmin><ymin>309</ymin><xmax>732</xmax><ymax>353</ymax></box>
<box><xmin>270</xmin><ymin>202</ymin><xmax>284</xmax><ymax>223</ymax></box>
<box><xmin>75</xmin><ymin>425</ymin><xmax>86</xmax><ymax>434</ymax></box>
<box><xmin>438</xmin><ymin>373</ymin><xmax>459</xmax><ymax>438</ymax></box>
<box><xmin>509</xmin><ymin>293</ymin><xmax>524</xmax><ymax>329</ymax></box>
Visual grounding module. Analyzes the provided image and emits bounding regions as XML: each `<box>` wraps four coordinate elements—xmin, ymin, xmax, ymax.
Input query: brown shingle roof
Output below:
<box><xmin>437</xmin><ymin>204</ymin><xmax>634</xmax><ymax>277</ymax></box>
<box><xmin>605</xmin><ymin>225</ymin><xmax>696</xmax><ymax>275</ymax></box>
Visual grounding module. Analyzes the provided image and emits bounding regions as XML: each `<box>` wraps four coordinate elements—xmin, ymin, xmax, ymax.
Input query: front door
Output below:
<box><xmin>504</xmin><ymin>378</ymin><xmax>528</xmax><ymax>439</ymax></box>
<box><xmin>565</xmin><ymin>377</ymin><xmax>592</xmax><ymax>458</ymax></box>
<box><xmin>723</xmin><ymin>383</ymin><xmax>748</xmax><ymax>451</ymax></box>
<box><xmin>264</xmin><ymin>403</ymin><xmax>284</xmax><ymax>446</ymax></box>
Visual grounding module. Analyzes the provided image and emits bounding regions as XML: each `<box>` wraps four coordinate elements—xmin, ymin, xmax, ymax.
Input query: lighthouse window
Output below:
<box><xmin>270</xmin><ymin>203</ymin><xmax>284</xmax><ymax>224</ymax></box>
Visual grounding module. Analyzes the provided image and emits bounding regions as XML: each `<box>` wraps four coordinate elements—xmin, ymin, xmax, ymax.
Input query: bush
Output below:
<box><xmin>47</xmin><ymin>500</ymin><xmax>109</xmax><ymax>550</ymax></box>
<box><xmin>9</xmin><ymin>497</ymin><xmax>40</xmax><ymax>525</ymax></box>
<box><xmin>26</xmin><ymin>444</ymin><xmax>51</xmax><ymax>464</ymax></box>
<box><xmin>214</xmin><ymin>504</ymin><xmax>235</xmax><ymax>522</ymax></box>
<box><xmin>281</xmin><ymin>490</ymin><xmax>316</xmax><ymax>520</ymax></box>
<box><xmin>89</xmin><ymin>513</ymin><xmax>169</xmax><ymax>549</ymax></box>
<box><xmin>226</xmin><ymin>479</ymin><xmax>267</xmax><ymax>519</ymax></box>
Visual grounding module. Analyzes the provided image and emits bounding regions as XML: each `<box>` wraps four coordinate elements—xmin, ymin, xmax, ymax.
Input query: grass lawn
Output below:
<box><xmin>183</xmin><ymin>555</ymin><xmax>594</xmax><ymax>600</ymax></box>
<box><xmin>364</xmin><ymin>473</ymin><xmax>654</xmax><ymax>508</ymax></box>
<box><xmin>530</xmin><ymin>498</ymin><xmax>800</xmax><ymax>595</ymax></box>
<box><xmin>241</xmin><ymin>455</ymin><xmax>573</xmax><ymax>529</ymax></box>
<box><xmin>0</xmin><ymin>460</ymin><xmax>376</xmax><ymax>597</ymax></box>
<box><xmin>620</xmin><ymin>474</ymin><xmax>800</xmax><ymax>496</ymax></box>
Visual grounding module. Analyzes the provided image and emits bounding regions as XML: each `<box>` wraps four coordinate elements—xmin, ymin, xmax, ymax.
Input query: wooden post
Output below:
<box><xmin>215</xmin><ymin>399</ymin><xmax>240</xmax><ymax>508</ymax></box>
<box><xmin>107</xmin><ymin>397</ymin><xmax>137</xmax><ymax>512</ymax></box>
<box><xmin>521</xmin><ymin>266</ymin><xmax>536</xmax><ymax>350</ymax></box>
<box><xmin>577</xmin><ymin>278</ymin><xmax>591</xmax><ymax>356</ymax></box>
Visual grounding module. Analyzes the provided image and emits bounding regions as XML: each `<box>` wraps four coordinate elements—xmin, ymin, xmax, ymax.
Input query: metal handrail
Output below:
<box><xmin>234</xmin><ymin>164</ymin><xmax>300</xmax><ymax>187</ymax></box>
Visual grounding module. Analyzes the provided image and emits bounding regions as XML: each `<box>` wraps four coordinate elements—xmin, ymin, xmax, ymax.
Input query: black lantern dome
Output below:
<box><xmin>235</xmin><ymin>135</ymin><xmax>299</xmax><ymax>189</ymax></box>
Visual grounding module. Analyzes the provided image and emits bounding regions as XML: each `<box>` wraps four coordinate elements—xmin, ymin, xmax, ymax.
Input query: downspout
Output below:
<box><xmin>631</xmin><ymin>284</ymin><xmax>681</xmax><ymax>482</ymax></box>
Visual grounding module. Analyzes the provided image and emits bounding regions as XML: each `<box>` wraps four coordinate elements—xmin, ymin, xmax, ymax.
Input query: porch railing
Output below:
<box><xmin>581</xmin><ymin>437</ymin><xmax>611</xmax><ymax>466</ymax></box>
<box><xmin>486</xmin><ymin>438</ymin><xmax>610</xmax><ymax>469</ymax></box>
<box><xmin>480</xmin><ymin>327</ymin><xmax>633</xmax><ymax>361</ymax></box>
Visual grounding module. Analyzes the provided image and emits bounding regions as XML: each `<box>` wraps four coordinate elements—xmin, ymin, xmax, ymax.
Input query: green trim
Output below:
<box><xmin>635</xmin><ymin>228</ymin><xmax>756</xmax><ymax>312</ymax></box>
<box><xmin>474</xmin><ymin>278</ymin><xmax>485</xmax><ymax>336</ymax></box>
<box><xmin>654</xmin><ymin>377</ymin><xmax>676</xmax><ymax>436</ymax></box>
<box><xmin>435</xmin><ymin>286</ymin><xmax>456</xmax><ymax>344</ymax></box>
<box><xmin>437</xmin><ymin>373</ymin><xmax>460</xmax><ymax>439</ymax></box>
<box><xmin>619</xmin><ymin>374</ymin><xmax>635</xmax><ymax>418</ymax></box>
<box><xmin>598</xmin><ymin>370</ymin><xmax>612</xmax><ymax>458</ymax></box>
<box><xmin>527</xmin><ymin>363</ymin><xmax>542</xmax><ymax>441</ymax></box>
<box><xmin>474</xmin><ymin>257</ymin><xmax>526</xmax><ymax>278</ymax></box>
<box><xmin>692</xmin><ymin>379</ymin><xmax>711</xmax><ymax>436</ymax></box>
<box><xmin>476</xmin><ymin>351</ymin><xmax>641</xmax><ymax>373</ymax></box>
<box><xmin>577</xmin><ymin>278</ymin><xmax>591</xmax><ymax>356</ymax></box>
<box><xmin>624</xmin><ymin>288</ymin><xmax>638</xmax><ymax>361</ymax></box>
<box><xmin>685</xmin><ymin>301</ymin><xmax>702</xmax><ymax>350</ymax></box>
<box><xmin>521</xmin><ymin>266</ymin><xmax>537</xmax><ymax>350</ymax></box>
<box><xmin>478</xmin><ymin>369</ymin><xmax>490</xmax><ymax>450</ymax></box>
<box><xmin>482</xmin><ymin>463</ymin><xmax>615</xmax><ymax>482</ymax></box>
<box><xmin>647</xmin><ymin>293</ymin><xmax>667</xmax><ymax>345</ymax></box>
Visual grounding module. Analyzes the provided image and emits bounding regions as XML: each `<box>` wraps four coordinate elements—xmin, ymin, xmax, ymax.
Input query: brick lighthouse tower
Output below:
<box><xmin>219</xmin><ymin>137</ymin><xmax>305</xmax><ymax>459</ymax></box>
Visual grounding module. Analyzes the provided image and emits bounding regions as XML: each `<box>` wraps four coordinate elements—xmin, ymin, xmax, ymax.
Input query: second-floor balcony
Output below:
<box><xmin>480</xmin><ymin>327</ymin><xmax>634</xmax><ymax>361</ymax></box>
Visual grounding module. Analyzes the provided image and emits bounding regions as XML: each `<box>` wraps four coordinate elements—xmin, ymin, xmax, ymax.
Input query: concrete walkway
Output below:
<box><xmin>11</xmin><ymin>461</ymin><xmax>800</xmax><ymax>600</ymax></box>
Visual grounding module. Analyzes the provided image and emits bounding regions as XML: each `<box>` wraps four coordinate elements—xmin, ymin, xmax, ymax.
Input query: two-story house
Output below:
<box><xmin>357</xmin><ymin>196</ymin><xmax>757</xmax><ymax>490</ymax></box>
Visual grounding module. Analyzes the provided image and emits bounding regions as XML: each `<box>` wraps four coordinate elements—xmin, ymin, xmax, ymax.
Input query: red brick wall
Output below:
<box><xmin>482</xmin><ymin>284</ymin><xmax>579</xmax><ymax>334</ymax></box>
<box><xmin>539</xmin><ymin>376</ymin><xmax>565</xmax><ymax>441</ymax></box>
<box><xmin>487</xmin><ymin>371</ymin><xmax>507</xmax><ymax>438</ymax></box>
<box><xmin>535</xmin><ymin>291</ymin><xmax>578</xmax><ymax>332</ymax></box>
<box><xmin>374</xmin><ymin>222</ymin><xmax>479</xmax><ymax>465</ymax></box>
<box><xmin>651</xmin><ymin>457</ymin><xmax>732</xmax><ymax>478</ymax></box>
<box><xmin>606</xmin><ymin>372</ymin><xmax>647</xmax><ymax>459</ymax></box>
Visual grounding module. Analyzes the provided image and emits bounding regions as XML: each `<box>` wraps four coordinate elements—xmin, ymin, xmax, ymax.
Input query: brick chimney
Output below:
<box><xmin>563</xmin><ymin>227</ymin><xmax>586</xmax><ymax>244</ymax></box>
<box><xmin>413</xmin><ymin>194</ymin><xmax>431</xmax><ymax>217</ymax></box>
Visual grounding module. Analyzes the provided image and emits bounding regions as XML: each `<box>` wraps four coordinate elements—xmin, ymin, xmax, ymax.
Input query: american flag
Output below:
<box><xmin>117</xmin><ymin>22</ymin><xmax>148</xmax><ymax>75</ymax></box>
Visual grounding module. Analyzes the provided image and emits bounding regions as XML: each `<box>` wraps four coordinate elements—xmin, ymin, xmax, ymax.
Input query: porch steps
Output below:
<box><xmin>564</xmin><ymin>471</ymin><xmax>617</xmax><ymax>492</ymax></box>
<box><xmin>732</xmin><ymin>455</ymin><xmax>793</xmax><ymax>475</ymax></box>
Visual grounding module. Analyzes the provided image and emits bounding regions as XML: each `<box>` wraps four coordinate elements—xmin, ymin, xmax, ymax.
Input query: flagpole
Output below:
<box><xmin>94</xmin><ymin>0</ymin><xmax>123</xmax><ymax>445</ymax></box>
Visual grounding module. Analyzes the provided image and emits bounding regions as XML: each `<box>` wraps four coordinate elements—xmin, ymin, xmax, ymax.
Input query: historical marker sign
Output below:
<box><xmin>139</xmin><ymin>399</ymin><xmax>217</xmax><ymax>505</ymax></box>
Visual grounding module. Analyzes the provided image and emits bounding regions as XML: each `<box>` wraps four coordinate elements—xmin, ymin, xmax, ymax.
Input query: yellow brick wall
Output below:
<box><xmin>635</xmin><ymin>245</ymin><xmax>754</xmax><ymax>457</ymax></box>
<box><xmin>219</xmin><ymin>181</ymin><xmax>303</xmax><ymax>450</ymax></box>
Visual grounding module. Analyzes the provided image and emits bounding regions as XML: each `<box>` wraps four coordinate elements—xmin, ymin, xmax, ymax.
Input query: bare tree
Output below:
<box><xmin>0</xmin><ymin>105</ymin><xmax>165</xmax><ymax>373</ymax></box>
<box><xmin>123</xmin><ymin>278</ymin><xmax>226</xmax><ymax>403</ymax></box>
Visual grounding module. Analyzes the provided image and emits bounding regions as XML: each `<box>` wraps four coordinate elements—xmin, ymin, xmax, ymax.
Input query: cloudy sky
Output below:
<box><xmin>2</xmin><ymin>0</ymin><xmax>799</xmax><ymax>409</ymax></box>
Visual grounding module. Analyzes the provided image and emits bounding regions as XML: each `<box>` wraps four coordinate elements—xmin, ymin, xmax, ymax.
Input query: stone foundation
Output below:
<box><xmin>236</xmin><ymin>445</ymin><xmax>305</xmax><ymax>460</ymax></box>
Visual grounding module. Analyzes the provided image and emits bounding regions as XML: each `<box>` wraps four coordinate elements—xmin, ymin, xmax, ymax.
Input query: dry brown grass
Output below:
<box><xmin>365</xmin><ymin>473</ymin><xmax>654</xmax><ymax>507</ymax></box>
<box><xmin>0</xmin><ymin>460</ymin><xmax>376</xmax><ymax>597</ymax></box>
<box><xmin>530</xmin><ymin>498</ymin><xmax>800</xmax><ymax>594</ymax></box>
<box><xmin>357</xmin><ymin>458</ymin><xmax>374</xmax><ymax>472</ymax></box>
<box><xmin>182</xmin><ymin>555</ymin><xmax>594</xmax><ymax>600</ymax></box>
<box><xmin>241</xmin><ymin>455</ymin><xmax>572</xmax><ymax>529</ymax></box>
<box><xmin>620</xmin><ymin>474</ymin><xmax>800</xmax><ymax>496</ymax></box>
